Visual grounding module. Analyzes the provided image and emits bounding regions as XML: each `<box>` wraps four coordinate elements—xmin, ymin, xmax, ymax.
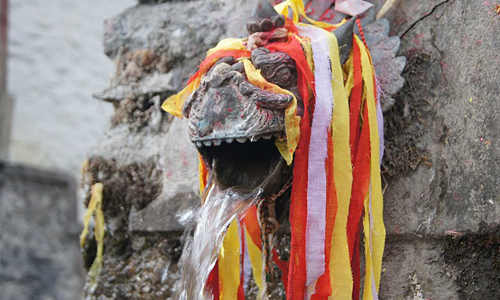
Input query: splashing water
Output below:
<box><xmin>171</xmin><ymin>181</ymin><xmax>263</xmax><ymax>300</ymax></box>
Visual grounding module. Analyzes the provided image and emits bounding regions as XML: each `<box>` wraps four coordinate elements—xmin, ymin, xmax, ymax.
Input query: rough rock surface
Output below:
<box><xmin>82</xmin><ymin>0</ymin><xmax>500</xmax><ymax>299</ymax></box>
<box><xmin>380</xmin><ymin>1</ymin><xmax>500</xmax><ymax>298</ymax></box>
<box><xmin>81</xmin><ymin>1</ymin><xmax>255</xmax><ymax>298</ymax></box>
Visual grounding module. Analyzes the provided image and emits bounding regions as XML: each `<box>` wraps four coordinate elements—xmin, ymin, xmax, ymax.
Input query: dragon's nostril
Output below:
<box><xmin>260</xmin><ymin>18</ymin><xmax>273</xmax><ymax>32</ymax></box>
<box><xmin>248</xmin><ymin>22</ymin><xmax>260</xmax><ymax>34</ymax></box>
<box><xmin>273</xmin><ymin>15</ymin><xmax>285</xmax><ymax>28</ymax></box>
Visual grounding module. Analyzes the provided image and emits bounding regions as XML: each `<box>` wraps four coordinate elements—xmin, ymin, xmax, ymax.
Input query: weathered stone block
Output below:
<box><xmin>128</xmin><ymin>117</ymin><xmax>200</xmax><ymax>233</ymax></box>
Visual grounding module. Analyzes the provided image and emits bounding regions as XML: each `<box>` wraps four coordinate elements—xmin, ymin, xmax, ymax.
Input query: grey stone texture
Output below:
<box><xmin>379</xmin><ymin>1</ymin><xmax>500</xmax><ymax>298</ymax></box>
<box><xmin>95</xmin><ymin>0</ymin><xmax>253</xmax><ymax>102</ymax></box>
<box><xmin>81</xmin><ymin>0</ymin><xmax>500</xmax><ymax>299</ymax></box>
<box><xmin>363</xmin><ymin>18</ymin><xmax>406</xmax><ymax>111</ymax></box>
<box><xmin>0</xmin><ymin>162</ymin><xmax>84</xmax><ymax>300</ymax></box>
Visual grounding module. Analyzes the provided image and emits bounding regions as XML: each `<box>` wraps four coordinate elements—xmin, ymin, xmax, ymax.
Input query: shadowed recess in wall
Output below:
<box><xmin>444</xmin><ymin>222</ymin><xmax>500</xmax><ymax>299</ymax></box>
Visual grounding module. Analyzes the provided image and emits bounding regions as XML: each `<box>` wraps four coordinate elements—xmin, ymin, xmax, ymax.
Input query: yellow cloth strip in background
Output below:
<box><xmin>198</xmin><ymin>156</ymin><xmax>207</xmax><ymax>196</ymax></box>
<box><xmin>243</xmin><ymin>58</ymin><xmax>300</xmax><ymax>165</ymax></box>
<box><xmin>219</xmin><ymin>220</ymin><xmax>241</xmax><ymax>300</ymax></box>
<box><xmin>295</xmin><ymin>35</ymin><xmax>314</xmax><ymax>72</ymax></box>
<box><xmin>376</xmin><ymin>0</ymin><xmax>397</xmax><ymax>20</ymax></box>
<box><xmin>358</xmin><ymin>37</ymin><xmax>386</xmax><ymax>299</ymax></box>
<box><xmin>343</xmin><ymin>54</ymin><xmax>355</xmax><ymax>98</ymax></box>
<box><xmin>323</xmin><ymin>28</ymin><xmax>354</xmax><ymax>299</ymax></box>
<box><xmin>245</xmin><ymin>228</ymin><xmax>263</xmax><ymax>300</ymax></box>
<box><xmin>274</xmin><ymin>0</ymin><xmax>343</xmax><ymax>29</ymax></box>
<box><xmin>361</xmin><ymin>191</ymin><xmax>374</xmax><ymax>299</ymax></box>
<box><xmin>80</xmin><ymin>183</ymin><xmax>105</xmax><ymax>288</ymax></box>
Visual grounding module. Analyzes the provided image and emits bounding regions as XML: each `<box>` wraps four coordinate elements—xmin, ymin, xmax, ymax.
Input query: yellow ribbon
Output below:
<box><xmin>324</xmin><ymin>28</ymin><xmax>354</xmax><ymax>299</ymax></box>
<box><xmin>245</xmin><ymin>228</ymin><xmax>264</xmax><ymax>299</ymax></box>
<box><xmin>357</xmin><ymin>37</ymin><xmax>386</xmax><ymax>299</ymax></box>
<box><xmin>80</xmin><ymin>183</ymin><xmax>105</xmax><ymax>288</ymax></box>
<box><xmin>162</xmin><ymin>75</ymin><xmax>201</xmax><ymax>118</ymax></box>
<box><xmin>219</xmin><ymin>220</ymin><xmax>242</xmax><ymax>300</ymax></box>
<box><xmin>274</xmin><ymin>0</ymin><xmax>343</xmax><ymax>29</ymax></box>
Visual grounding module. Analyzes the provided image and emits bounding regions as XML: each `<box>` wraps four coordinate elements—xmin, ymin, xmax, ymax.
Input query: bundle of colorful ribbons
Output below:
<box><xmin>163</xmin><ymin>0</ymin><xmax>385</xmax><ymax>299</ymax></box>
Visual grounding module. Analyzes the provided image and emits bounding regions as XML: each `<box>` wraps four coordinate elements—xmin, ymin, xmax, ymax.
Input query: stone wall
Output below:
<box><xmin>82</xmin><ymin>0</ymin><xmax>500</xmax><ymax>299</ymax></box>
<box><xmin>80</xmin><ymin>2</ymin><xmax>255</xmax><ymax>297</ymax></box>
<box><xmin>0</xmin><ymin>162</ymin><xmax>84</xmax><ymax>300</ymax></box>
<box><xmin>380</xmin><ymin>1</ymin><xmax>500</xmax><ymax>298</ymax></box>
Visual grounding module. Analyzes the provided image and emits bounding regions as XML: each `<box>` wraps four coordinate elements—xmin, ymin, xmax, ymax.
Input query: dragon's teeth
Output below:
<box><xmin>203</xmin><ymin>140</ymin><xmax>212</xmax><ymax>146</ymax></box>
<box><xmin>236</xmin><ymin>138</ymin><xmax>247</xmax><ymax>143</ymax></box>
<box><xmin>195</xmin><ymin>141</ymin><xmax>203</xmax><ymax>147</ymax></box>
<box><xmin>225</xmin><ymin>138</ymin><xmax>234</xmax><ymax>144</ymax></box>
<box><xmin>213</xmin><ymin>139</ymin><xmax>222</xmax><ymax>146</ymax></box>
<box><xmin>250</xmin><ymin>135</ymin><xmax>261</xmax><ymax>142</ymax></box>
<box><xmin>262</xmin><ymin>134</ymin><xmax>273</xmax><ymax>140</ymax></box>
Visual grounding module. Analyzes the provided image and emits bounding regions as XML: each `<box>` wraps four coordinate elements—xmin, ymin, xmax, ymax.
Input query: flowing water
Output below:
<box><xmin>171</xmin><ymin>179</ymin><xmax>263</xmax><ymax>300</ymax></box>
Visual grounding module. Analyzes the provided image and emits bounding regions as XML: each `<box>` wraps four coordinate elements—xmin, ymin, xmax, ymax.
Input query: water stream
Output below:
<box><xmin>172</xmin><ymin>179</ymin><xmax>263</xmax><ymax>300</ymax></box>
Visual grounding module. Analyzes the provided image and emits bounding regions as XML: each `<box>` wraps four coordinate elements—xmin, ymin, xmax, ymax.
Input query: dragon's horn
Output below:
<box><xmin>251</xmin><ymin>0</ymin><xmax>278</xmax><ymax>20</ymax></box>
<box><xmin>333</xmin><ymin>16</ymin><xmax>358</xmax><ymax>65</ymax></box>
<box><xmin>247</xmin><ymin>0</ymin><xmax>285</xmax><ymax>34</ymax></box>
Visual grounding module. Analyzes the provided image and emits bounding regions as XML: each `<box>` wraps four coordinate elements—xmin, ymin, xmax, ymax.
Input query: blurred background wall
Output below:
<box><xmin>0</xmin><ymin>1</ymin><xmax>134</xmax><ymax>299</ymax></box>
<box><xmin>8</xmin><ymin>0</ymin><xmax>133</xmax><ymax>178</ymax></box>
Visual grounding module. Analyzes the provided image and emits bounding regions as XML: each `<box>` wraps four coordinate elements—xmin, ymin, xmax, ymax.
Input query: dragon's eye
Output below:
<box><xmin>277</xmin><ymin>68</ymin><xmax>292</xmax><ymax>83</ymax></box>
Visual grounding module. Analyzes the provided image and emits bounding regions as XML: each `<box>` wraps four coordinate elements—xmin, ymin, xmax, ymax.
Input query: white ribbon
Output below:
<box><xmin>335</xmin><ymin>0</ymin><xmax>374</xmax><ymax>16</ymax></box>
<box><xmin>298</xmin><ymin>25</ymin><xmax>335</xmax><ymax>287</ymax></box>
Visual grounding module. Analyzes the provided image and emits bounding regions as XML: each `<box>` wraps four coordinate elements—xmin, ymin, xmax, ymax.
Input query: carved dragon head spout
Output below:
<box><xmin>181</xmin><ymin>56</ymin><xmax>293</xmax><ymax>194</ymax></box>
<box><xmin>181</xmin><ymin>53</ymin><xmax>296</xmax><ymax>195</ymax></box>
<box><xmin>181</xmin><ymin>0</ymin><xmax>357</xmax><ymax>196</ymax></box>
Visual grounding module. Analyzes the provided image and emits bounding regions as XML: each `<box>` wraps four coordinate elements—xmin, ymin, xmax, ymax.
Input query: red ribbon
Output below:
<box><xmin>347</xmin><ymin>39</ymin><xmax>372</xmax><ymax>300</ymax></box>
<box><xmin>187</xmin><ymin>49</ymin><xmax>251</xmax><ymax>85</ymax></box>
<box><xmin>286</xmin><ymin>49</ymin><xmax>314</xmax><ymax>300</ymax></box>
<box><xmin>206</xmin><ymin>261</ymin><xmax>220</xmax><ymax>300</ymax></box>
<box><xmin>238</xmin><ymin>221</ymin><xmax>246</xmax><ymax>300</ymax></box>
